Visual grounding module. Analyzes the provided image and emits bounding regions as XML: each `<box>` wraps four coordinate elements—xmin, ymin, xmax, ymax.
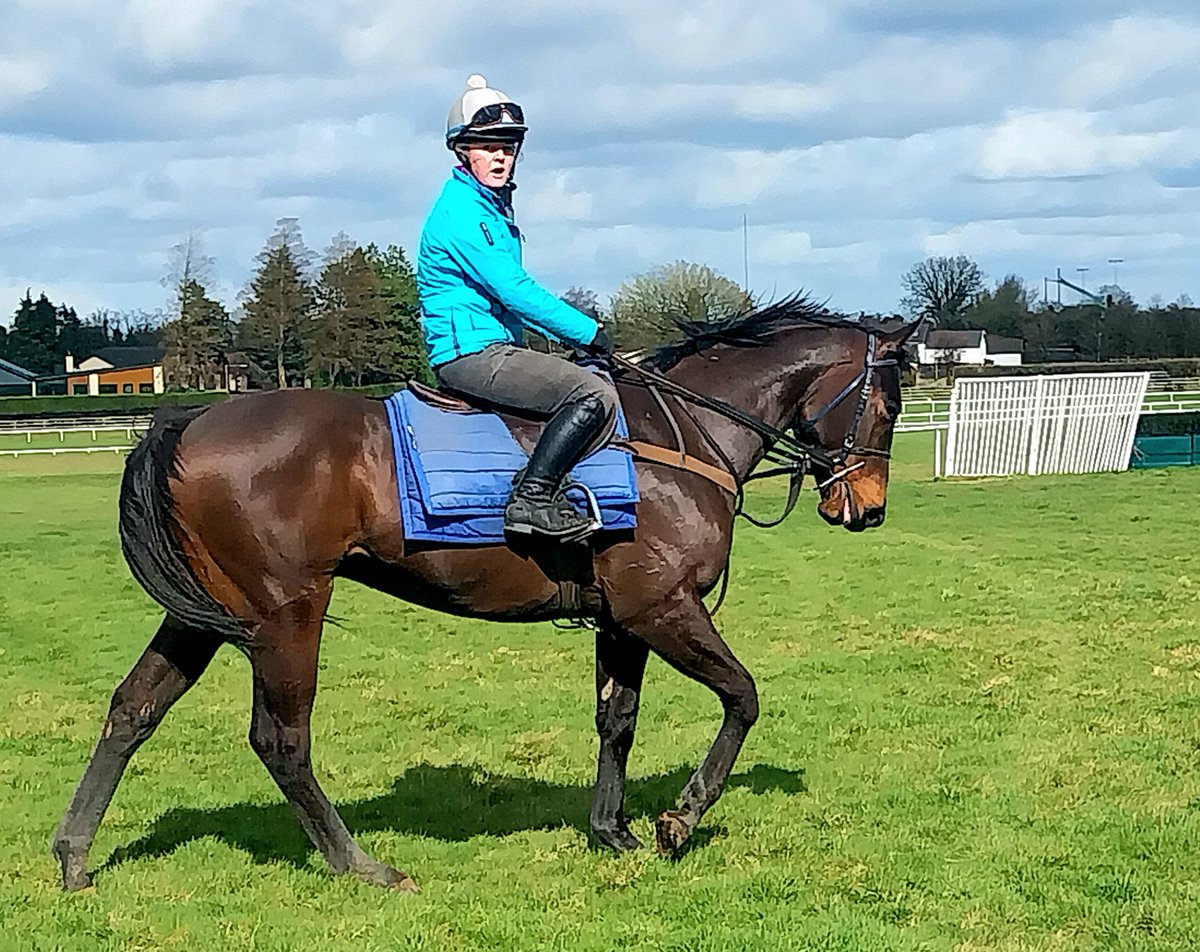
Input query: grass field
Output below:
<box><xmin>2</xmin><ymin>435</ymin><xmax>1199</xmax><ymax>950</ymax></box>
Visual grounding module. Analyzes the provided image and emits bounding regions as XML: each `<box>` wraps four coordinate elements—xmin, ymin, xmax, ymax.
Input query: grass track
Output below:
<box><xmin>2</xmin><ymin>434</ymin><xmax>1199</xmax><ymax>950</ymax></box>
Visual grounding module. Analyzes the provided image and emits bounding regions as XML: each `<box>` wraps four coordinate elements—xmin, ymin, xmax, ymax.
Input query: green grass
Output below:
<box><xmin>2</xmin><ymin>435</ymin><xmax>1199</xmax><ymax>950</ymax></box>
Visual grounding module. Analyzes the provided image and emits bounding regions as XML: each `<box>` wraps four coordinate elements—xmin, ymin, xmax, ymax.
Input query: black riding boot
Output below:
<box><xmin>505</xmin><ymin>394</ymin><xmax>610</xmax><ymax>541</ymax></box>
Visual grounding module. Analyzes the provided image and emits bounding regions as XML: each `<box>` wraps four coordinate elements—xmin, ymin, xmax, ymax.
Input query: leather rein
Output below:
<box><xmin>611</xmin><ymin>330</ymin><xmax>899</xmax><ymax>528</ymax></box>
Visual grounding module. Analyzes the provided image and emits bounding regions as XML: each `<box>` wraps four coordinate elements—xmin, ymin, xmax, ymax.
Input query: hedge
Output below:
<box><xmin>0</xmin><ymin>382</ymin><xmax>412</xmax><ymax>419</ymax></box>
<box><xmin>1136</xmin><ymin>411</ymin><xmax>1200</xmax><ymax>437</ymax></box>
<box><xmin>953</xmin><ymin>358</ymin><xmax>1200</xmax><ymax>380</ymax></box>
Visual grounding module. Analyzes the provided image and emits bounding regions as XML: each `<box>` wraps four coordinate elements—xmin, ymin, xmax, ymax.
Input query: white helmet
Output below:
<box><xmin>445</xmin><ymin>74</ymin><xmax>527</xmax><ymax>150</ymax></box>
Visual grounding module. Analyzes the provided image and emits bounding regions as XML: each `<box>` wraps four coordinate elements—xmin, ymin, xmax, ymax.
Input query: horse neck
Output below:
<box><xmin>665</xmin><ymin>326</ymin><xmax>858</xmax><ymax>480</ymax></box>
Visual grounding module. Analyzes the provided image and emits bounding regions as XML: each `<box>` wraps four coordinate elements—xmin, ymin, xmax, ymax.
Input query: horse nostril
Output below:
<box><xmin>864</xmin><ymin>507</ymin><xmax>886</xmax><ymax>528</ymax></box>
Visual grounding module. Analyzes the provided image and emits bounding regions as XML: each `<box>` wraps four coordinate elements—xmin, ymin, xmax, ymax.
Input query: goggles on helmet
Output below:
<box><xmin>470</xmin><ymin>102</ymin><xmax>524</xmax><ymax>126</ymax></box>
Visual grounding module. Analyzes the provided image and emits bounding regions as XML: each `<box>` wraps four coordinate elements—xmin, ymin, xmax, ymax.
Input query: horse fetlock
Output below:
<box><xmin>590</xmin><ymin>819</ymin><xmax>643</xmax><ymax>853</ymax></box>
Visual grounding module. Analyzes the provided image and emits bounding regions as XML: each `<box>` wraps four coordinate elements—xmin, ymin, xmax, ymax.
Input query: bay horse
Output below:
<box><xmin>53</xmin><ymin>299</ymin><xmax>914</xmax><ymax>892</ymax></box>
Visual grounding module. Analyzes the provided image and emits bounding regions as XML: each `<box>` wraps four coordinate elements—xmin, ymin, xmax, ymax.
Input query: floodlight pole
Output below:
<box><xmin>742</xmin><ymin>211</ymin><xmax>749</xmax><ymax>291</ymax></box>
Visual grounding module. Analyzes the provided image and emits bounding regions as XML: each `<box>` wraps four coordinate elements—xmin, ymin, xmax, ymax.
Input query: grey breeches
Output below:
<box><xmin>435</xmin><ymin>343</ymin><xmax>619</xmax><ymax>452</ymax></box>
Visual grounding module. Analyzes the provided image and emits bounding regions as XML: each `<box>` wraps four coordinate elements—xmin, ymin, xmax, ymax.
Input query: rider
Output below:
<box><xmin>417</xmin><ymin>74</ymin><xmax>617</xmax><ymax>541</ymax></box>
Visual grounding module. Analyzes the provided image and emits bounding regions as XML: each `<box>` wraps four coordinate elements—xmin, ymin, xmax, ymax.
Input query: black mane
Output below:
<box><xmin>639</xmin><ymin>293</ymin><xmax>905</xmax><ymax>372</ymax></box>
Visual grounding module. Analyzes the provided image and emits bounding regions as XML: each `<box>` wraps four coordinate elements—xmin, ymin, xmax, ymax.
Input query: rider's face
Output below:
<box><xmin>462</xmin><ymin>142</ymin><xmax>517</xmax><ymax>188</ymax></box>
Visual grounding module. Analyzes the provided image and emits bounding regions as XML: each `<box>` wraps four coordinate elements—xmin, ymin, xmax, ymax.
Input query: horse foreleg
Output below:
<box><xmin>247</xmin><ymin>593</ymin><xmax>418</xmax><ymax>893</ymax></box>
<box><xmin>621</xmin><ymin>592</ymin><xmax>759</xmax><ymax>855</ymax></box>
<box><xmin>52</xmin><ymin>617</ymin><xmax>220</xmax><ymax>891</ymax></box>
<box><xmin>590</xmin><ymin>623</ymin><xmax>650</xmax><ymax>851</ymax></box>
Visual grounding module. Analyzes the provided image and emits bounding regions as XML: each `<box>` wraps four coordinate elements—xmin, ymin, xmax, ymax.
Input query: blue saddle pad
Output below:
<box><xmin>384</xmin><ymin>389</ymin><xmax>639</xmax><ymax>544</ymax></box>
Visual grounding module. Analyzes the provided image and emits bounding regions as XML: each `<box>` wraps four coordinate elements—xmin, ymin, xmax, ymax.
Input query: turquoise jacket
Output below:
<box><xmin>417</xmin><ymin>168</ymin><xmax>599</xmax><ymax>368</ymax></box>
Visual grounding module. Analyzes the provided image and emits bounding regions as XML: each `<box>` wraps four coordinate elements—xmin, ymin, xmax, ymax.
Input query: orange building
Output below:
<box><xmin>66</xmin><ymin>347</ymin><xmax>166</xmax><ymax>396</ymax></box>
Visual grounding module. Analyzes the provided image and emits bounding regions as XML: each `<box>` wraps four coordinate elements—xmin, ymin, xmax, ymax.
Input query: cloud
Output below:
<box><xmin>977</xmin><ymin>110</ymin><xmax>1191</xmax><ymax>179</ymax></box>
<box><xmin>3</xmin><ymin>0</ymin><xmax>1200</xmax><ymax>322</ymax></box>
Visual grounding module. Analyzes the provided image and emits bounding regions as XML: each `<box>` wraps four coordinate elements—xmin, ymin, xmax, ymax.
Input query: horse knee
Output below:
<box><xmin>595</xmin><ymin>688</ymin><xmax>639</xmax><ymax>747</ymax></box>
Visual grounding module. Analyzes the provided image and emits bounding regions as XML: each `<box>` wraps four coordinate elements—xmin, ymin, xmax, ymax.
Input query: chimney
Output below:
<box><xmin>65</xmin><ymin>353</ymin><xmax>75</xmax><ymax>373</ymax></box>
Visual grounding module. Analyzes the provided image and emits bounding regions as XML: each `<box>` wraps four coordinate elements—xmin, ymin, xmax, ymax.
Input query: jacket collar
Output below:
<box><xmin>452</xmin><ymin>166</ymin><xmax>515</xmax><ymax>217</ymax></box>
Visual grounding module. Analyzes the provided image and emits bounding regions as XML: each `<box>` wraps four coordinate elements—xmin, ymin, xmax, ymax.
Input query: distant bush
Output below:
<box><xmin>0</xmin><ymin>382</ymin><xmax>411</xmax><ymax>419</ymax></box>
<box><xmin>954</xmin><ymin>358</ymin><xmax>1200</xmax><ymax>380</ymax></box>
<box><xmin>1137</xmin><ymin>411</ymin><xmax>1200</xmax><ymax>437</ymax></box>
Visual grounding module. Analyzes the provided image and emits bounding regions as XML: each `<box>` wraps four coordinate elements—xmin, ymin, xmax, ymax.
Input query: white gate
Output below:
<box><xmin>943</xmin><ymin>372</ymin><xmax>1149</xmax><ymax>477</ymax></box>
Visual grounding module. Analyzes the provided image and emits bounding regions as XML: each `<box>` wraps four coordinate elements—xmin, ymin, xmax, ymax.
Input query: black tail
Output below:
<box><xmin>119</xmin><ymin>406</ymin><xmax>248</xmax><ymax>644</ymax></box>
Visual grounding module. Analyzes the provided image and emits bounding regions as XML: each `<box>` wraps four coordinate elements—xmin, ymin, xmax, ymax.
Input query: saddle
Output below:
<box><xmin>407</xmin><ymin>380</ymin><xmax>477</xmax><ymax>414</ymax></box>
<box><xmin>405</xmin><ymin>379</ymin><xmax>736</xmax><ymax>495</ymax></box>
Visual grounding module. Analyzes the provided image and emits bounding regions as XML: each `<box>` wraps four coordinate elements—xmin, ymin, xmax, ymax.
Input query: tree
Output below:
<box><xmin>240</xmin><ymin>218</ymin><xmax>314</xmax><ymax>388</ymax></box>
<box><xmin>6</xmin><ymin>291</ymin><xmax>61</xmax><ymax>375</ymax></box>
<box><xmin>58</xmin><ymin>307</ymin><xmax>108</xmax><ymax>363</ymax></box>
<box><xmin>609</xmin><ymin>261</ymin><xmax>753</xmax><ymax>350</ymax></box>
<box><xmin>364</xmin><ymin>242</ymin><xmax>429</xmax><ymax>382</ymax></box>
<box><xmin>900</xmin><ymin>255</ymin><xmax>985</xmax><ymax>326</ymax></box>
<box><xmin>964</xmin><ymin>275</ymin><xmax>1037</xmax><ymax>339</ymax></box>
<box><xmin>561</xmin><ymin>286</ymin><xmax>603</xmax><ymax>321</ymax></box>
<box><xmin>307</xmin><ymin>239</ymin><xmax>393</xmax><ymax>387</ymax></box>
<box><xmin>162</xmin><ymin>279</ymin><xmax>232</xmax><ymax>389</ymax></box>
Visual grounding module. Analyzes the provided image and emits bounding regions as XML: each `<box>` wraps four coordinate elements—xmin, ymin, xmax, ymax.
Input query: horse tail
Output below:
<box><xmin>119</xmin><ymin>406</ymin><xmax>248</xmax><ymax>644</ymax></box>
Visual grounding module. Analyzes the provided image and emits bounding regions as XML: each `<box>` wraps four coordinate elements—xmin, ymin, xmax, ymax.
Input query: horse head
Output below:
<box><xmin>793</xmin><ymin>319</ymin><xmax>918</xmax><ymax>532</ymax></box>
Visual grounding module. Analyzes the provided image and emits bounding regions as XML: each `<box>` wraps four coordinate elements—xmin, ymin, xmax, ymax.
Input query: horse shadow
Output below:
<box><xmin>102</xmin><ymin>763</ymin><xmax>806</xmax><ymax>872</ymax></box>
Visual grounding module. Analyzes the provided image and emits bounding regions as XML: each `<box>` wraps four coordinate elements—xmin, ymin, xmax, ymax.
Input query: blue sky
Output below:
<box><xmin>3</xmin><ymin>0</ymin><xmax>1199</xmax><ymax>325</ymax></box>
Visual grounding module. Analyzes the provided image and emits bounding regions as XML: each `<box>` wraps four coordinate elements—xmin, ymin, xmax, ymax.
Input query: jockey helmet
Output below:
<box><xmin>446</xmin><ymin>74</ymin><xmax>527</xmax><ymax>150</ymax></box>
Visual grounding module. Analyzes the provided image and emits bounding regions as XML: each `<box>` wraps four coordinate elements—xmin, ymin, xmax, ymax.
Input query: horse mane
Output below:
<box><xmin>638</xmin><ymin>293</ymin><xmax>908</xmax><ymax>372</ymax></box>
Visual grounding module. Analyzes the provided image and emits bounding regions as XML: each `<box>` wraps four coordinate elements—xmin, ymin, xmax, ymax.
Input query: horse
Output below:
<box><xmin>52</xmin><ymin>298</ymin><xmax>915</xmax><ymax>893</ymax></box>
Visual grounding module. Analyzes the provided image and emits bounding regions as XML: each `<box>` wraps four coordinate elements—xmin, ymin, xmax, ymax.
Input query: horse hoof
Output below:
<box><xmin>591</xmin><ymin>823</ymin><xmax>643</xmax><ymax>853</ymax></box>
<box><xmin>62</xmin><ymin>870</ymin><xmax>94</xmax><ymax>893</ymax></box>
<box><xmin>355</xmin><ymin>860</ymin><xmax>420</xmax><ymax>893</ymax></box>
<box><xmin>654</xmin><ymin>810</ymin><xmax>691</xmax><ymax>855</ymax></box>
<box><xmin>54</xmin><ymin>843</ymin><xmax>93</xmax><ymax>892</ymax></box>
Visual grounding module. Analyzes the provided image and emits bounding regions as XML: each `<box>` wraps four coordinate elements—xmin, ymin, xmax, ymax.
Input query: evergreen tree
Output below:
<box><xmin>162</xmin><ymin>279</ymin><xmax>232</xmax><ymax>390</ymax></box>
<box><xmin>307</xmin><ymin>240</ymin><xmax>392</xmax><ymax>387</ymax></box>
<box><xmin>240</xmin><ymin>218</ymin><xmax>313</xmax><ymax>388</ymax></box>
<box><xmin>364</xmin><ymin>242</ymin><xmax>429</xmax><ymax>382</ymax></box>
<box><xmin>6</xmin><ymin>291</ymin><xmax>60</xmax><ymax>375</ymax></box>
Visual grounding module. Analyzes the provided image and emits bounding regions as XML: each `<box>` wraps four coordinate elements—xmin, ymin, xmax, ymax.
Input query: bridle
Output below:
<box><xmin>612</xmin><ymin>329</ymin><xmax>899</xmax><ymax>522</ymax></box>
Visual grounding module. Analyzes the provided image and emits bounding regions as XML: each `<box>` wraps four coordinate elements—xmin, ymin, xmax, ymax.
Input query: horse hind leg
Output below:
<box><xmin>52</xmin><ymin>616</ymin><xmax>220</xmax><ymax>891</ymax></box>
<box><xmin>618</xmin><ymin>593</ymin><xmax>759</xmax><ymax>855</ymax></box>
<box><xmin>590</xmin><ymin>622</ymin><xmax>649</xmax><ymax>851</ymax></box>
<box><xmin>247</xmin><ymin>590</ymin><xmax>418</xmax><ymax>893</ymax></box>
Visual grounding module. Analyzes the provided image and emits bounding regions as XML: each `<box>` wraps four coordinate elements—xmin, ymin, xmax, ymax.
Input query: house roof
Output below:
<box><xmin>988</xmin><ymin>336</ymin><xmax>1024</xmax><ymax>354</ymax></box>
<box><xmin>0</xmin><ymin>356</ymin><xmax>37</xmax><ymax>382</ymax></box>
<box><xmin>91</xmin><ymin>346</ymin><xmax>167</xmax><ymax>369</ymax></box>
<box><xmin>925</xmin><ymin>329</ymin><xmax>984</xmax><ymax>349</ymax></box>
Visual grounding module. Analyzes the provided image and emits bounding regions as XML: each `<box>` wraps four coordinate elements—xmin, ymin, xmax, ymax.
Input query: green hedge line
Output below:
<box><xmin>1137</xmin><ymin>411</ymin><xmax>1200</xmax><ymax>437</ymax></box>
<box><xmin>954</xmin><ymin>358</ymin><xmax>1200</xmax><ymax>379</ymax></box>
<box><xmin>0</xmin><ymin>383</ymin><xmax>411</xmax><ymax>419</ymax></box>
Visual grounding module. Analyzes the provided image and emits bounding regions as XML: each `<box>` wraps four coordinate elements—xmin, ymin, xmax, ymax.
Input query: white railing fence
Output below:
<box><xmin>941</xmin><ymin>373</ymin><xmax>1149</xmax><ymax>478</ymax></box>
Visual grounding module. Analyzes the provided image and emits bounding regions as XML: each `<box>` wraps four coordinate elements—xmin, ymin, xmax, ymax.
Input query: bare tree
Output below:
<box><xmin>901</xmin><ymin>255</ymin><xmax>985</xmax><ymax>326</ymax></box>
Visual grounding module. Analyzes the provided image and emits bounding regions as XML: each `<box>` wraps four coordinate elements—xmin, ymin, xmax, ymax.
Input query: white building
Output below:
<box><xmin>917</xmin><ymin>330</ymin><xmax>1023</xmax><ymax>368</ymax></box>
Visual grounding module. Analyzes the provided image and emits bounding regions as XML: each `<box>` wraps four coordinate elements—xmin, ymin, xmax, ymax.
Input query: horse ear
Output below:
<box><xmin>883</xmin><ymin>317</ymin><xmax>921</xmax><ymax>344</ymax></box>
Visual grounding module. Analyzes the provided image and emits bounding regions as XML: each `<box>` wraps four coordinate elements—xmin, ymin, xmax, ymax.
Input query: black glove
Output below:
<box><xmin>587</xmin><ymin>325</ymin><xmax>614</xmax><ymax>357</ymax></box>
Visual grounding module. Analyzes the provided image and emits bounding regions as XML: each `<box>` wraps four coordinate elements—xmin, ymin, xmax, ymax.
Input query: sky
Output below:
<box><xmin>3</xmin><ymin>0</ymin><xmax>1199</xmax><ymax>327</ymax></box>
